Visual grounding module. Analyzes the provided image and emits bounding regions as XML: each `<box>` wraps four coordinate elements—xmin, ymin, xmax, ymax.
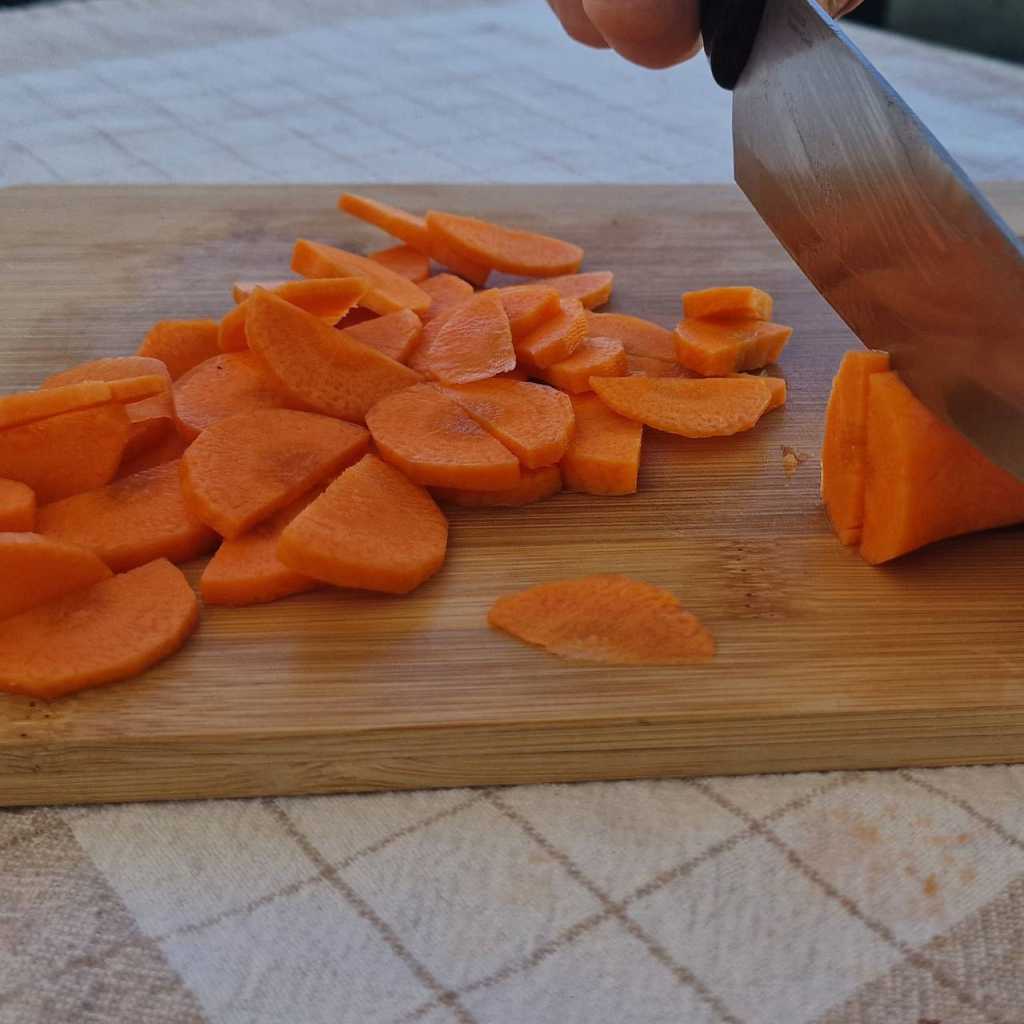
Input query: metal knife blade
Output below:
<box><xmin>731</xmin><ymin>0</ymin><xmax>1024</xmax><ymax>477</ymax></box>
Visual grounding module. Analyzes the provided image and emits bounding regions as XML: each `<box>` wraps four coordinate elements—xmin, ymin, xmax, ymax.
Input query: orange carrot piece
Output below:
<box><xmin>498</xmin><ymin>285</ymin><xmax>561</xmax><ymax>340</ymax></box>
<box><xmin>0</xmin><ymin>532</ymin><xmax>112</xmax><ymax>621</ymax></box>
<box><xmin>544</xmin><ymin>271</ymin><xmax>614</xmax><ymax>310</ymax></box>
<box><xmin>441</xmin><ymin>379</ymin><xmax>574</xmax><ymax>469</ymax></box>
<box><xmin>233</xmin><ymin>279</ymin><xmax>292</xmax><ymax>303</ymax></box>
<box><xmin>370</xmin><ymin>244</ymin><xmax>430</xmax><ymax>282</ymax></box>
<box><xmin>217</xmin><ymin>303</ymin><xmax>249</xmax><ymax>353</ymax></box>
<box><xmin>180</xmin><ymin>408</ymin><xmax>369</xmax><ymax>539</ymax></box>
<box><xmin>137</xmin><ymin>320</ymin><xmax>220</xmax><ymax>380</ymax></box>
<box><xmin>585</xmin><ymin>312</ymin><xmax>677</xmax><ymax>363</ymax></box>
<box><xmin>406</xmin><ymin>309</ymin><xmax>455</xmax><ymax>376</ymax></box>
<box><xmin>561</xmin><ymin>394</ymin><xmax>642</xmax><ymax>496</ymax></box>
<box><xmin>488</xmin><ymin>575</ymin><xmax>714</xmax><ymax>664</ymax></box>
<box><xmin>591</xmin><ymin>376</ymin><xmax>772</xmax><ymax>437</ymax></box>
<box><xmin>418</xmin><ymin>289</ymin><xmax>515</xmax><ymax>384</ymax></box>
<box><xmin>428</xmin><ymin>234</ymin><xmax>492</xmax><ymax>287</ymax></box>
<box><xmin>291</xmin><ymin>240</ymin><xmax>430</xmax><ymax>316</ymax></box>
<box><xmin>735</xmin><ymin>373</ymin><xmax>787</xmax><ymax>411</ymax></box>
<box><xmin>37</xmin><ymin>461</ymin><xmax>217</xmax><ymax>572</ymax></box>
<box><xmin>339</xmin><ymin>309</ymin><xmax>422</xmax><ymax>364</ymax></box>
<box><xmin>674</xmin><ymin>318</ymin><xmax>792</xmax><ymax>376</ymax></box>
<box><xmin>173</xmin><ymin>351</ymin><xmax>289</xmax><ymax>442</ymax></box>
<box><xmin>366</xmin><ymin>383</ymin><xmax>520</xmax><ymax>490</ymax></box>
<box><xmin>117</xmin><ymin>431</ymin><xmax>189</xmax><ymax>479</ymax></box>
<box><xmin>516</xmin><ymin>297</ymin><xmax>587</xmax><ymax>369</ymax></box>
<box><xmin>0</xmin><ymin>479</ymin><xmax>35</xmax><ymax>532</ymax></box>
<box><xmin>433</xmin><ymin>466</ymin><xmax>562</xmax><ymax>508</ymax></box>
<box><xmin>0</xmin><ymin>379</ymin><xmax>121</xmax><ymax>431</ymax></box>
<box><xmin>682</xmin><ymin>286</ymin><xmax>773</xmax><ymax>321</ymax></box>
<box><xmin>536</xmin><ymin>336</ymin><xmax>627</xmax><ymax>394</ymax></box>
<box><xmin>626</xmin><ymin>354</ymin><xmax>689</xmax><ymax>378</ymax></box>
<box><xmin>246</xmin><ymin>289</ymin><xmax>421</xmax><ymax>422</ymax></box>
<box><xmin>338</xmin><ymin>192</ymin><xmax>432</xmax><ymax>250</ymax></box>
<box><xmin>278</xmin><ymin>453</ymin><xmax>448</xmax><ymax>595</ymax></box>
<box><xmin>425</xmin><ymin>210</ymin><xmax>583</xmax><ymax>277</ymax></box>
<box><xmin>0</xmin><ymin>405</ymin><xmax>131</xmax><ymax>503</ymax></box>
<box><xmin>419</xmin><ymin>274</ymin><xmax>474</xmax><ymax>323</ymax></box>
<box><xmin>0</xmin><ymin>558</ymin><xmax>198</xmax><ymax>700</ymax></box>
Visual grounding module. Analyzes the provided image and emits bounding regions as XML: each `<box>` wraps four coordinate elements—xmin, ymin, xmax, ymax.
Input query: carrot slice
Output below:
<box><xmin>591</xmin><ymin>376</ymin><xmax>772</xmax><ymax>437</ymax></box>
<box><xmin>137</xmin><ymin>320</ymin><xmax>220</xmax><ymax>380</ymax></box>
<box><xmin>735</xmin><ymin>373</ymin><xmax>787</xmax><ymax>411</ymax></box>
<box><xmin>0</xmin><ymin>559</ymin><xmax>198</xmax><ymax>700</ymax></box>
<box><xmin>117</xmin><ymin>431</ymin><xmax>189</xmax><ymax>479</ymax></box>
<box><xmin>339</xmin><ymin>309</ymin><xmax>422</xmax><ymax>364</ymax></box>
<box><xmin>497</xmin><ymin>285</ymin><xmax>561</xmax><ymax>340</ymax></box>
<box><xmin>441</xmin><ymin>379</ymin><xmax>574</xmax><ymax>469</ymax></box>
<box><xmin>37</xmin><ymin>461</ymin><xmax>218</xmax><ymax>572</ymax></box>
<box><xmin>418</xmin><ymin>289</ymin><xmax>515</xmax><ymax>384</ymax></box>
<box><xmin>428</xmin><ymin>235</ymin><xmax>491</xmax><ymax>287</ymax></box>
<box><xmin>291</xmin><ymin>240</ymin><xmax>430</xmax><ymax>316</ymax></box>
<box><xmin>585</xmin><ymin>312</ymin><xmax>677</xmax><ymax>363</ymax></box>
<box><xmin>419</xmin><ymin>274</ymin><xmax>474</xmax><ymax>323</ymax></box>
<box><xmin>488</xmin><ymin>575</ymin><xmax>714</xmax><ymax>664</ymax></box>
<box><xmin>433</xmin><ymin>466</ymin><xmax>562</xmax><ymax>508</ymax></box>
<box><xmin>0</xmin><ymin>378</ymin><xmax>156</xmax><ymax>431</ymax></box>
<box><xmin>544</xmin><ymin>271</ymin><xmax>614</xmax><ymax>310</ymax></box>
<box><xmin>233</xmin><ymin>279</ymin><xmax>292</xmax><ymax>303</ymax></box>
<box><xmin>406</xmin><ymin>308</ymin><xmax>456</xmax><ymax>376</ymax></box>
<box><xmin>246</xmin><ymin>289</ymin><xmax>421</xmax><ymax>423</ymax></box>
<box><xmin>0</xmin><ymin>479</ymin><xmax>35</xmax><ymax>532</ymax></box>
<box><xmin>370</xmin><ymin>244</ymin><xmax>430</xmax><ymax>282</ymax></box>
<box><xmin>425</xmin><ymin>210</ymin><xmax>583</xmax><ymax>277</ymax></box>
<box><xmin>180</xmin><ymin>408</ymin><xmax>369</xmax><ymax>539</ymax></box>
<box><xmin>516</xmin><ymin>297</ymin><xmax>587</xmax><ymax>369</ymax></box>
<box><xmin>366</xmin><ymin>383</ymin><xmax>520</xmax><ymax>490</ymax></box>
<box><xmin>674</xmin><ymin>318</ymin><xmax>792</xmax><ymax>376</ymax></box>
<box><xmin>561</xmin><ymin>394</ymin><xmax>642</xmax><ymax>495</ymax></box>
<box><xmin>682</xmin><ymin>286</ymin><xmax>772</xmax><ymax>321</ymax></box>
<box><xmin>338</xmin><ymin>192</ymin><xmax>432</xmax><ymax>250</ymax></box>
<box><xmin>0</xmin><ymin>405</ymin><xmax>131</xmax><ymax>503</ymax></box>
<box><xmin>536</xmin><ymin>336</ymin><xmax>627</xmax><ymax>394</ymax></box>
<box><xmin>173</xmin><ymin>352</ymin><xmax>288</xmax><ymax>442</ymax></box>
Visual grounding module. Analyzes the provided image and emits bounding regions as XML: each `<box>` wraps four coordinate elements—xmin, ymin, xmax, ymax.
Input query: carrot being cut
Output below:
<box><xmin>0</xmin><ymin>479</ymin><xmax>35</xmax><ymax>532</ymax></box>
<box><xmin>370</xmin><ymin>244</ymin><xmax>430</xmax><ymax>282</ymax></box>
<box><xmin>682</xmin><ymin>286</ymin><xmax>773</xmax><ymax>321</ymax></box>
<box><xmin>591</xmin><ymin>375</ymin><xmax>772</xmax><ymax>437</ymax></box>
<box><xmin>339</xmin><ymin>309</ymin><xmax>422</xmax><ymax>364</ymax></box>
<box><xmin>245</xmin><ymin>289</ymin><xmax>421</xmax><ymax>422</ymax></box>
<box><xmin>544</xmin><ymin>271</ymin><xmax>613</xmax><ymax>310</ymax></box>
<box><xmin>180</xmin><ymin>408</ymin><xmax>369</xmax><ymax>539</ymax></box>
<box><xmin>433</xmin><ymin>466</ymin><xmax>562</xmax><ymax>508</ymax></box>
<box><xmin>561</xmin><ymin>394</ymin><xmax>642</xmax><ymax>495</ymax></box>
<box><xmin>442</xmin><ymin>379</ymin><xmax>574</xmax><ymax>469</ymax></box>
<box><xmin>0</xmin><ymin>532</ymin><xmax>112</xmax><ymax>621</ymax></box>
<box><xmin>516</xmin><ymin>298</ymin><xmax>587</xmax><ymax>369</ymax></box>
<box><xmin>0</xmin><ymin>377</ymin><xmax>161</xmax><ymax>431</ymax></box>
<box><xmin>117</xmin><ymin>431</ymin><xmax>189</xmax><ymax>479</ymax></box>
<box><xmin>498</xmin><ymin>285</ymin><xmax>561</xmax><ymax>340</ymax></box>
<box><xmin>37</xmin><ymin>460</ymin><xmax>218</xmax><ymax>572</ymax></box>
<box><xmin>488</xmin><ymin>575</ymin><xmax>714</xmax><ymax>664</ymax></box>
<box><xmin>585</xmin><ymin>312</ymin><xmax>677</xmax><ymax>364</ymax></box>
<box><xmin>279</xmin><ymin>453</ymin><xmax>448</xmax><ymax>595</ymax></box>
<box><xmin>233</xmin><ymin>280</ymin><xmax>292</xmax><ymax>303</ymax></box>
<box><xmin>417</xmin><ymin>289</ymin><xmax>515</xmax><ymax>384</ymax></box>
<box><xmin>366</xmin><ymin>383</ymin><xmax>520</xmax><ymax>490</ymax></box>
<box><xmin>536</xmin><ymin>336</ymin><xmax>627</xmax><ymax>394</ymax></box>
<box><xmin>137</xmin><ymin>320</ymin><xmax>220</xmax><ymax>380</ymax></box>
<box><xmin>674</xmin><ymin>318</ymin><xmax>792</xmax><ymax>376</ymax></box>
<box><xmin>0</xmin><ymin>558</ymin><xmax>198</xmax><ymax>700</ymax></box>
<box><xmin>419</xmin><ymin>274</ymin><xmax>474</xmax><ymax>323</ymax></box>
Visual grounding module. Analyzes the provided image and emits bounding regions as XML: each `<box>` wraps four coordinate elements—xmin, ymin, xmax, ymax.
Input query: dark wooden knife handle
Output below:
<box><xmin>700</xmin><ymin>0</ymin><xmax>768</xmax><ymax>90</ymax></box>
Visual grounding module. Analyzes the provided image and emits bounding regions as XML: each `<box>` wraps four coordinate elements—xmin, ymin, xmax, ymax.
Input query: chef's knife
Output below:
<box><xmin>702</xmin><ymin>0</ymin><xmax>1024</xmax><ymax>478</ymax></box>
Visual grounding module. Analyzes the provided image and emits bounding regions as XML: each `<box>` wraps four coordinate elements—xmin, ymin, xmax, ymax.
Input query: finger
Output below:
<box><xmin>833</xmin><ymin>0</ymin><xmax>865</xmax><ymax>16</ymax></box>
<box><xmin>582</xmin><ymin>0</ymin><xmax>702</xmax><ymax>69</ymax></box>
<box><xmin>546</xmin><ymin>0</ymin><xmax>610</xmax><ymax>49</ymax></box>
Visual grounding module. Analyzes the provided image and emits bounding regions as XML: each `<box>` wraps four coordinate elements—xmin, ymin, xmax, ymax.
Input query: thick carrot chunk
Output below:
<box><xmin>417</xmin><ymin>290</ymin><xmax>515</xmax><ymax>384</ymax></box>
<box><xmin>418</xmin><ymin>274</ymin><xmax>474</xmax><ymax>323</ymax></box>
<box><xmin>674</xmin><ymin>318</ymin><xmax>792</xmax><ymax>376</ymax></box>
<box><xmin>516</xmin><ymin>298</ymin><xmax>587</xmax><ymax>369</ymax></box>
<box><xmin>585</xmin><ymin>312</ymin><xmax>677</xmax><ymax>363</ymax></box>
<box><xmin>137</xmin><ymin>320</ymin><xmax>220</xmax><ymax>380</ymax></box>
<box><xmin>537</xmin><ymin>336</ymin><xmax>627</xmax><ymax>394</ymax></box>
<box><xmin>682</xmin><ymin>286</ymin><xmax>773</xmax><ymax>321</ymax></box>
<box><xmin>497</xmin><ymin>285</ymin><xmax>561</xmax><ymax>340</ymax></box>
<box><xmin>433</xmin><ymin>466</ymin><xmax>562</xmax><ymax>508</ymax></box>
<box><xmin>339</xmin><ymin>309</ymin><xmax>422</xmax><ymax>364</ymax></box>
<box><xmin>370</xmin><ymin>244</ymin><xmax>430</xmax><ymax>282</ymax></box>
<box><xmin>544</xmin><ymin>271</ymin><xmax>613</xmax><ymax>310</ymax></box>
<box><xmin>561</xmin><ymin>394</ymin><xmax>642</xmax><ymax>495</ymax></box>
<box><xmin>0</xmin><ymin>479</ymin><xmax>35</xmax><ymax>532</ymax></box>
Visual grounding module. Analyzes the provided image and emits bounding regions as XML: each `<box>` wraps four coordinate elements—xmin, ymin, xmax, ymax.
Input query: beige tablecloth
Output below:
<box><xmin>2</xmin><ymin>2</ymin><xmax>1024</xmax><ymax>1022</ymax></box>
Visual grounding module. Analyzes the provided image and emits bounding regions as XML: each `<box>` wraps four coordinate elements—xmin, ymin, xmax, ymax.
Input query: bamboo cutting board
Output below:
<box><xmin>2</xmin><ymin>183</ymin><xmax>1023</xmax><ymax>808</ymax></box>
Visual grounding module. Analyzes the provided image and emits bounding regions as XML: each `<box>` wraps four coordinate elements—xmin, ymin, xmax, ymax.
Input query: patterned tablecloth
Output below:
<box><xmin>2</xmin><ymin>2</ymin><xmax>1024</xmax><ymax>1022</ymax></box>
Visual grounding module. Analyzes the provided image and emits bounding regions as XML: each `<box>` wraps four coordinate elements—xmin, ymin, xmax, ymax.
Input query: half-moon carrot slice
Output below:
<box><xmin>497</xmin><ymin>285</ymin><xmax>561</xmax><ymax>340</ymax></box>
<box><xmin>544</xmin><ymin>271</ymin><xmax>614</xmax><ymax>310</ymax></box>
<box><xmin>682</xmin><ymin>286</ymin><xmax>772</xmax><ymax>321</ymax></box>
<box><xmin>418</xmin><ymin>289</ymin><xmax>515</xmax><ymax>384</ymax></box>
<box><xmin>536</xmin><ymin>336</ymin><xmax>627</xmax><ymax>394</ymax></box>
<box><xmin>137</xmin><ymin>319</ymin><xmax>220</xmax><ymax>380</ymax></box>
<box><xmin>585</xmin><ymin>312</ymin><xmax>677</xmax><ymax>363</ymax></box>
<box><xmin>0</xmin><ymin>479</ymin><xmax>35</xmax><ymax>532</ymax></box>
<box><xmin>433</xmin><ymin>466</ymin><xmax>562</xmax><ymax>508</ymax></box>
<box><xmin>369</xmin><ymin>244</ymin><xmax>430</xmax><ymax>282</ymax></box>
<box><xmin>674</xmin><ymin>318</ymin><xmax>792</xmax><ymax>376</ymax></box>
<box><xmin>419</xmin><ymin>274</ymin><xmax>474</xmax><ymax>323</ymax></box>
<box><xmin>561</xmin><ymin>394</ymin><xmax>642</xmax><ymax>496</ymax></box>
<box><xmin>516</xmin><ymin>298</ymin><xmax>587</xmax><ymax>369</ymax></box>
<box><xmin>339</xmin><ymin>309</ymin><xmax>423</xmax><ymax>364</ymax></box>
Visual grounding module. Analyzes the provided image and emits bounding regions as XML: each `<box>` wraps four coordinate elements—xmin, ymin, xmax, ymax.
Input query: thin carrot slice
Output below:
<box><xmin>591</xmin><ymin>376</ymin><xmax>772</xmax><ymax>437</ymax></box>
<box><xmin>233</xmin><ymin>279</ymin><xmax>292</xmax><ymax>303</ymax></box>
<box><xmin>117</xmin><ymin>431</ymin><xmax>189</xmax><ymax>480</ymax></box>
<box><xmin>428</xmin><ymin>234</ymin><xmax>491</xmax><ymax>287</ymax></box>
<box><xmin>37</xmin><ymin>461</ymin><xmax>218</xmax><ymax>572</ymax></box>
<box><xmin>682</xmin><ymin>286</ymin><xmax>772</xmax><ymax>321</ymax></box>
<box><xmin>544</xmin><ymin>271</ymin><xmax>614</xmax><ymax>310</ymax></box>
<box><xmin>419</xmin><ymin>274</ymin><xmax>474</xmax><ymax>323</ymax></box>
<box><xmin>561</xmin><ymin>394</ymin><xmax>642</xmax><ymax>495</ymax></box>
<box><xmin>0</xmin><ymin>558</ymin><xmax>198</xmax><ymax>700</ymax></box>
<box><xmin>180</xmin><ymin>408</ymin><xmax>369</xmax><ymax>539</ymax></box>
<box><xmin>292</xmin><ymin>240</ymin><xmax>430</xmax><ymax>316</ymax></box>
<box><xmin>516</xmin><ymin>297</ymin><xmax>587</xmax><ymax>369</ymax></box>
<box><xmin>433</xmin><ymin>466</ymin><xmax>562</xmax><ymax>508</ymax></box>
<box><xmin>137</xmin><ymin>320</ymin><xmax>220</xmax><ymax>380</ymax></box>
<box><xmin>0</xmin><ymin>379</ymin><xmax>118</xmax><ymax>430</ymax></box>
<box><xmin>425</xmin><ymin>210</ymin><xmax>583</xmax><ymax>277</ymax></box>
<box><xmin>498</xmin><ymin>285</ymin><xmax>561</xmax><ymax>340</ymax></box>
<box><xmin>370</xmin><ymin>244</ymin><xmax>430</xmax><ymax>282</ymax></box>
<box><xmin>441</xmin><ymin>379</ymin><xmax>574</xmax><ymax>469</ymax></box>
<box><xmin>406</xmin><ymin>309</ymin><xmax>455</xmax><ymax>376</ymax></box>
<box><xmin>0</xmin><ymin>405</ymin><xmax>131</xmax><ymax>503</ymax></box>
<box><xmin>488</xmin><ymin>575</ymin><xmax>714</xmax><ymax>664</ymax></box>
<box><xmin>339</xmin><ymin>309</ymin><xmax>422</xmax><ymax>364</ymax></box>
<box><xmin>246</xmin><ymin>289</ymin><xmax>421</xmax><ymax>422</ymax></box>
<box><xmin>366</xmin><ymin>383</ymin><xmax>520</xmax><ymax>490</ymax></box>
<box><xmin>278</xmin><ymin>453</ymin><xmax>448</xmax><ymax>595</ymax></box>
<box><xmin>217</xmin><ymin>303</ymin><xmax>249</xmax><ymax>353</ymax></box>
<box><xmin>338</xmin><ymin>192</ymin><xmax>432</xmax><ymax>250</ymax></box>
<box><xmin>536</xmin><ymin>336</ymin><xmax>627</xmax><ymax>394</ymax></box>
<box><xmin>108</xmin><ymin>376</ymin><xmax>167</xmax><ymax>403</ymax></box>
<box><xmin>0</xmin><ymin>533</ymin><xmax>112</xmax><ymax>621</ymax></box>
<box><xmin>734</xmin><ymin>373</ymin><xmax>787</xmax><ymax>411</ymax></box>
<box><xmin>0</xmin><ymin>479</ymin><xmax>35</xmax><ymax>532</ymax></box>
<box><xmin>418</xmin><ymin>290</ymin><xmax>515</xmax><ymax>384</ymax></box>
<box><xmin>674</xmin><ymin>318</ymin><xmax>792</xmax><ymax>376</ymax></box>
<box><xmin>585</xmin><ymin>312</ymin><xmax>677</xmax><ymax>363</ymax></box>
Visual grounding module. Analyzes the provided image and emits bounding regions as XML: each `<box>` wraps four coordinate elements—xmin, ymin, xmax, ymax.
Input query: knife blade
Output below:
<box><xmin>706</xmin><ymin>0</ymin><xmax>1024</xmax><ymax>478</ymax></box>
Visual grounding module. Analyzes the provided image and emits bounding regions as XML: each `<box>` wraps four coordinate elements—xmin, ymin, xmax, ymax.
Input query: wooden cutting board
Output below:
<box><xmin>2</xmin><ymin>183</ymin><xmax>1023</xmax><ymax>808</ymax></box>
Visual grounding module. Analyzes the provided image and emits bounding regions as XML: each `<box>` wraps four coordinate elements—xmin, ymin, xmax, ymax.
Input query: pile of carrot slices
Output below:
<box><xmin>0</xmin><ymin>193</ymin><xmax>802</xmax><ymax>698</ymax></box>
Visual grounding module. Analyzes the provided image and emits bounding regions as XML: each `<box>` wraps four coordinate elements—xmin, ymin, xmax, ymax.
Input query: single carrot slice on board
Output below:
<box><xmin>419</xmin><ymin>274</ymin><xmax>474</xmax><ymax>323</ymax></box>
<box><xmin>591</xmin><ymin>375</ymin><xmax>772</xmax><ymax>438</ymax></box>
<box><xmin>561</xmin><ymin>394</ymin><xmax>642</xmax><ymax>496</ymax></box>
<box><xmin>498</xmin><ymin>285</ymin><xmax>561</xmax><ymax>340</ymax></box>
<box><xmin>425</xmin><ymin>210</ymin><xmax>583</xmax><ymax>277</ymax></box>
<box><xmin>233</xmin><ymin>279</ymin><xmax>292</xmax><ymax>303</ymax></box>
<box><xmin>117</xmin><ymin>431</ymin><xmax>189</xmax><ymax>479</ymax></box>
<box><xmin>246</xmin><ymin>289</ymin><xmax>421</xmax><ymax>423</ymax></box>
<box><xmin>682</xmin><ymin>286</ymin><xmax>773</xmax><ymax>321</ymax></box>
<box><xmin>366</xmin><ymin>383</ymin><xmax>520</xmax><ymax>491</ymax></box>
<box><xmin>536</xmin><ymin>336</ymin><xmax>627</xmax><ymax>394</ymax></box>
<box><xmin>441</xmin><ymin>379</ymin><xmax>574</xmax><ymax>469</ymax></box>
<box><xmin>0</xmin><ymin>479</ymin><xmax>35</xmax><ymax>532</ymax></box>
<box><xmin>180</xmin><ymin>408</ymin><xmax>369</xmax><ymax>539</ymax></box>
<box><xmin>544</xmin><ymin>271</ymin><xmax>614</xmax><ymax>310</ymax></box>
<box><xmin>0</xmin><ymin>559</ymin><xmax>198</xmax><ymax>700</ymax></box>
<box><xmin>674</xmin><ymin>318</ymin><xmax>792</xmax><ymax>376</ymax></box>
<box><xmin>419</xmin><ymin>289</ymin><xmax>516</xmax><ymax>384</ymax></box>
<box><xmin>0</xmin><ymin>378</ymin><xmax>158</xmax><ymax>431</ymax></box>
<box><xmin>338</xmin><ymin>192</ymin><xmax>432</xmax><ymax>250</ymax></box>
<box><xmin>488</xmin><ymin>575</ymin><xmax>715</xmax><ymax>664</ymax></box>
<box><xmin>37</xmin><ymin>460</ymin><xmax>218</xmax><ymax>572</ymax></box>
<box><xmin>339</xmin><ymin>309</ymin><xmax>422</xmax><ymax>364</ymax></box>
<box><xmin>585</xmin><ymin>312</ymin><xmax>677</xmax><ymax>364</ymax></box>
<box><xmin>433</xmin><ymin>466</ymin><xmax>562</xmax><ymax>508</ymax></box>
<box><xmin>291</xmin><ymin>240</ymin><xmax>430</xmax><ymax>316</ymax></box>
<box><xmin>516</xmin><ymin>298</ymin><xmax>587</xmax><ymax>369</ymax></box>
<box><xmin>137</xmin><ymin>320</ymin><xmax>220</xmax><ymax>380</ymax></box>
<box><xmin>278</xmin><ymin>453</ymin><xmax>448</xmax><ymax>594</ymax></box>
<box><xmin>370</xmin><ymin>244</ymin><xmax>430</xmax><ymax>282</ymax></box>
